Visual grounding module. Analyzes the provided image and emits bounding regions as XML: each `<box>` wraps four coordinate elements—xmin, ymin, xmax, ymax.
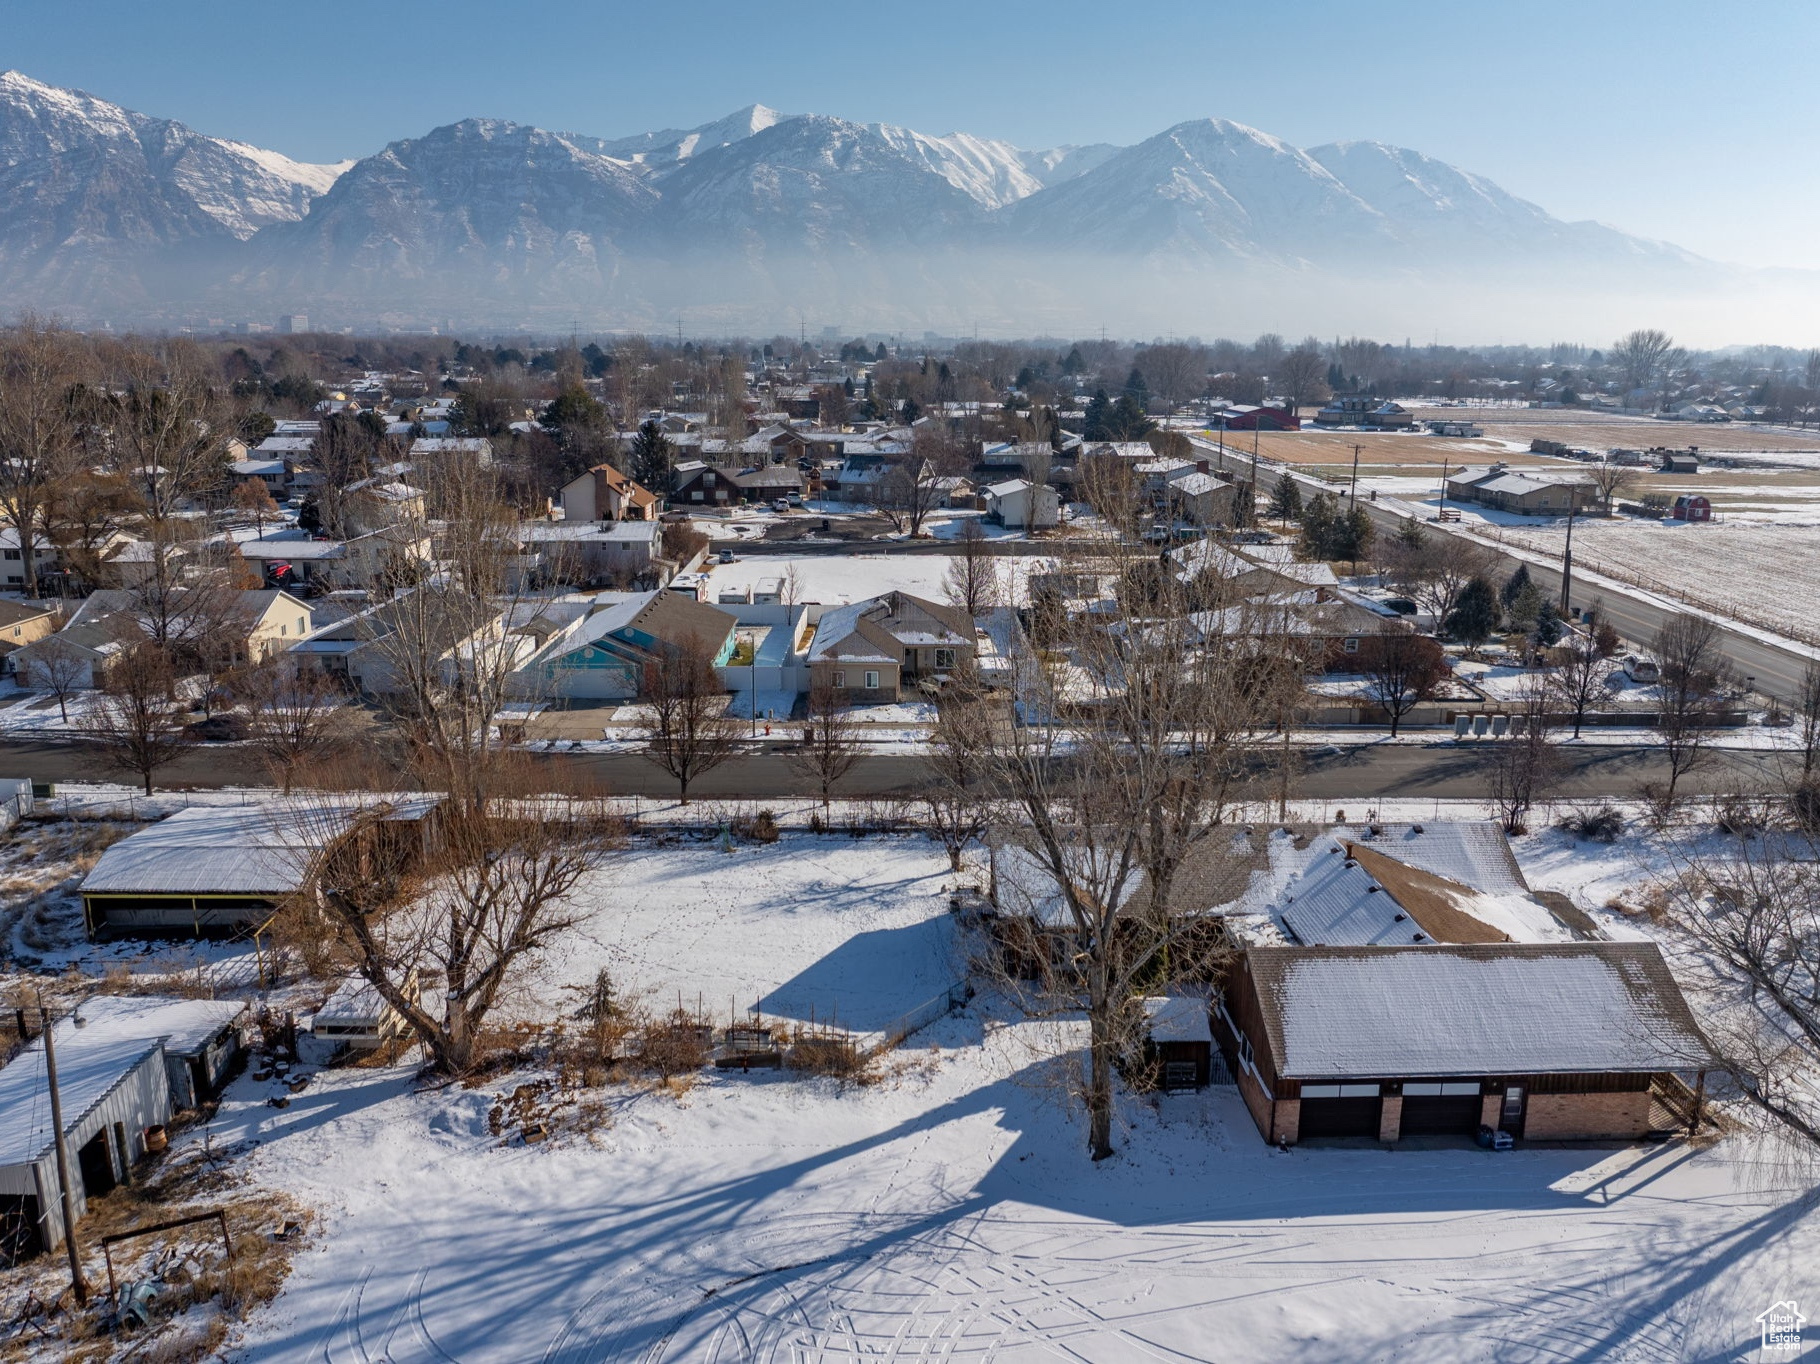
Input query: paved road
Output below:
<box><xmin>0</xmin><ymin>736</ymin><xmax>1787</xmax><ymax>801</ymax></box>
<box><xmin>1189</xmin><ymin>435</ymin><xmax>1818</xmax><ymax>705</ymax></box>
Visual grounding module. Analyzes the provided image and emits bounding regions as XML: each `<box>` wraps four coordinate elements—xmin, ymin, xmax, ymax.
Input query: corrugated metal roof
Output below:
<box><xmin>80</xmin><ymin>800</ymin><xmax>434</xmax><ymax>896</ymax></box>
<box><xmin>0</xmin><ymin>1032</ymin><xmax>164</xmax><ymax>1166</ymax></box>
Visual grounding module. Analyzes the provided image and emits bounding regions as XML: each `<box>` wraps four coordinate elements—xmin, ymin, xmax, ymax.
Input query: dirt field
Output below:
<box><xmin>1404</xmin><ymin>406</ymin><xmax>1820</xmax><ymax>455</ymax></box>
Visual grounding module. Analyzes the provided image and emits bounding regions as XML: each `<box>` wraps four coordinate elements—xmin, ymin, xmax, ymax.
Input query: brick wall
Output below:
<box><xmin>1271</xmin><ymin>1098</ymin><xmax>1300</xmax><ymax>1145</ymax></box>
<box><xmin>1378</xmin><ymin>1095</ymin><xmax>1403</xmax><ymax>1143</ymax></box>
<box><xmin>1234</xmin><ymin>1064</ymin><xmax>1274</xmax><ymax>1142</ymax></box>
<box><xmin>1522</xmin><ymin>1090</ymin><xmax>1652</xmax><ymax>1141</ymax></box>
<box><xmin>1481</xmin><ymin>1093</ymin><xmax>1502</xmax><ymax>1130</ymax></box>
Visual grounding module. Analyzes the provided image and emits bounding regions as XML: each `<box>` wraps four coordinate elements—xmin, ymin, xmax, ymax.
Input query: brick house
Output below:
<box><xmin>1213</xmin><ymin>942</ymin><xmax>1712</xmax><ymax>1146</ymax></box>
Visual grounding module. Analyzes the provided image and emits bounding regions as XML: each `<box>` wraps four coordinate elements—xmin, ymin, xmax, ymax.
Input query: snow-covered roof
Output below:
<box><xmin>991</xmin><ymin>841</ymin><xmax>1140</xmax><ymax>928</ymax></box>
<box><xmin>1248</xmin><ymin>943</ymin><xmax>1712</xmax><ymax>1079</ymax></box>
<box><xmin>81</xmin><ymin>800</ymin><xmax>433</xmax><ymax>896</ymax></box>
<box><xmin>56</xmin><ymin>995</ymin><xmax>246</xmax><ymax>1059</ymax></box>
<box><xmin>0</xmin><ymin>1030</ymin><xmax>164</xmax><ymax>1166</ymax></box>
<box><xmin>1144</xmin><ymin>994</ymin><xmax>1212</xmax><ymax>1044</ymax></box>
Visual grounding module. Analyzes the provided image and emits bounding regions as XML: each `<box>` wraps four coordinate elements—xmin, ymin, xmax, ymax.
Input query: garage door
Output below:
<box><xmin>1299</xmin><ymin>1084</ymin><xmax>1381</xmax><ymax>1138</ymax></box>
<box><xmin>1400</xmin><ymin>1082</ymin><xmax>1484</xmax><ymax>1135</ymax></box>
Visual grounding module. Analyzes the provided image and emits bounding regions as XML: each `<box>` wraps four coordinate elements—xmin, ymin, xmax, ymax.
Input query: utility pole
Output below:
<box><xmin>1348</xmin><ymin>443</ymin><xmax>1363</xmax><ymax>507</ymax></box>
<box><xmin>1438</xmin><ymin>455</ymin><xmax>1450</xmax><ymax>518</ymax></box>
<box><xmin>1560</xmin><ymin>504</ymin><xmax>1577</xmax><ymax>616</ymax></box>
<box><xmin>38</xmin><ymin>991</ymin><xmax>89</xmax><ymax>1305</ymax></box>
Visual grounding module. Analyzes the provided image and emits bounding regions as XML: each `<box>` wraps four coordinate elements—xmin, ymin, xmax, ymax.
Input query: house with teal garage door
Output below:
<box><xmin>517</xmin><ymin>589</ymin><xmax>737</xmax><ymax>701</ymax></box>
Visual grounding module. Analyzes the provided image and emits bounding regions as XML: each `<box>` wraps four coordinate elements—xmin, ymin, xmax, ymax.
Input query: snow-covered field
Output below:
<box><xmin>1494</xmin><ymin>519</ymin><xmax>1820</xmax><ymax>641</ymax></box>
<box><xmin>692</xmin><ymin>552</ymin><xmax>1049</xmax><ymax>606</ymax></box>
<box><xmin>526</xmin><ymin>836</ymin><xmax>965</xmax><ymax>1040</ymax></box>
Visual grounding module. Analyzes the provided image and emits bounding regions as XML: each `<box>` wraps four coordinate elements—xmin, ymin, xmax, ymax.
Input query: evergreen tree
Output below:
<box><xmin>1267</xmin><ymin>475</ymin><xmax>1303</xmax><ymax>522</ymax></box>
<box><xmin>875</xmin><ymin>342</ymin><xmax>888</xmax><ymax>362</ymax></box>
<box><xmin>1337</xmin><ymin>505</ymin><xmax>1375</xmax><ymax>564</ymax></box>
<box><xmin>1532</xmin><ymin>598</ymin><xmax>1564</xmax><ymax>647</ymax></box>
<box><xmin>1508</xmin><ymin>580</ymin><xmax>1545</xmax><ymax>634</ymax></box>
<box><xmin>1123</xmin><ymin>367</ymin><xmax>1150</xmax><ymax>407</ymax></box>
<box><xmin>1298</xmin><ymin>491</ymin><xmax>1339</xmax><ymax>560</ymax></box>
<box><xmin>1083</xmin><ymin>389</ymin><xmax>1113</xmax><ymax>440</ymax></box>
<box><xmin>1446</xmin><ymin>576</ymin><xmax>1500</xmax><ymax>645</ymax></box>
<box><xmin>1500</xmin><ymin>563</ymin><xmax>1532</xmax><ymax>610</ymax></box>
<box><xmin>1394</xmin><ymin>516</ymin><xmax>1426</xmax><ymax>549</ymax></box>
<box><xmin>1062</xmin><ymin>346</ymin><xmax>1086</xmax><ymax>375</ymax></box>
<box><xmin>1106</xmin><ymin>394</ymin><xmax>1156</xmax><ymax>440</ymax></box>
<box><xmin>297</xmin><ymin>497</ymin><xmax>322</xmax><ymax>535</ymax></box>
<box><xmin>628</xmin><ymin>420</ymin><xmax>676</xmax><ymax>494</ymax></box>
<box><xmin>901</xmin><ymin>396</ymin><xmax>921</xmax><ymax>424</ymax></box>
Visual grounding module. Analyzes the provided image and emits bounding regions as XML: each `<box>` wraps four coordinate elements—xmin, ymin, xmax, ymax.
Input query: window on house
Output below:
<box><xmin>934</xmin><ymin>648</ymin><xmax>955</xmax><ymax>670</ymax></box>
<box><xmin>5</xmin><ymin>575</ymin><xmax>19</xmax><ymax>585</ymax></box>
<box><xmin>3</xmin><ymin>550</ymin><xmax>18</xmax><ymax>561</ymax></box>
<box><xmin>1342</xmin><ymin>637</ymin><xmax>1360</xmax><ymax>654</ymax></box>
<box><xmin>864</xmin><ymin>670</ymin><xmax>880</xmax><ymax>690</ymax></box>
<box><xmin>831</xmin><ymin>670</ymin><xmax>846</xmax><ymax>688</ymax></box>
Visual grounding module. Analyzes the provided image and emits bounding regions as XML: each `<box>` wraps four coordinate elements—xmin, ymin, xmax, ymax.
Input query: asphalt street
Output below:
<box><xmin>0</xmin><ymin>736</ymin><xmax>1789</xmax><ymax>801</ymax></box>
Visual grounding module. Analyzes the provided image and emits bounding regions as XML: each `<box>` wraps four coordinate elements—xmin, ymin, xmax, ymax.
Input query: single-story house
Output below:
<box><xmin>806</xmin><ymin>591</ymin><xmax>976</xmax><ymax>702</ymax></box>
<box><xmin>1312</xmin><ymin>398</ymin><xmax>1414</xmax><ymax>430</ymax></box>
<box><xmin>984</xmin><ymin>478</ymin><xmax>1061</xmax><ymax>531</ymax></box>
<box><xmin>409</xmin><ymin>436</ymin><xmax>493</xmax><ymax>465</ymax></box>
<box><xmin>1163</xmin><ymin>469</ymin><xmax>1242</xmax><ymax>527</ymax></box>
<box><xmin>512</xmin><ymin>519</ymin><xmax>668</xmax><ymax>589</ymax></box>
<box><xmin>514</xmin><ymin>589</ymin><xmax>737</xmax><ymax>701</ymax></box>
<box><xmin>1214</xmin><ymin>942</ymin><xmax>1712</xmax><ymax>1146</ymax></box>
<box><xmin>1445</xmin><ymin>465</ymin><xmax>1595</xmax><ymax>516</ymax></box>
<box><xmin>557</xmin><ymin>464</ymin><xmax>661</xmax><ymax>522</ymax></box>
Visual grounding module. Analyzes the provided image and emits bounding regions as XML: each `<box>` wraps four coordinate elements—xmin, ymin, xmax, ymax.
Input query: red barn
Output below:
<box><xmin>1670</xmin><ymin>494</ymin><xmax>1712</xmax><ymax>522</ymax></box>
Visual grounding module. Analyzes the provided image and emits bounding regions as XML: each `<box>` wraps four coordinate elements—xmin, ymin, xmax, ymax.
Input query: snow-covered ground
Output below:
<box><xmin>524</xmin><ymin>836</ymin><xmax>965</xmax><ymax>1041</ymax></box>
<box><xmin>691</xmin><ymin>552</ymin><xmax>1049</xmax><ymax>607</ymax></box>
<box><xmin>1493</xmin><ymin>519</ymin><xmax>1820</xmax><ymax>642</ymax></box>
<box><xmin>9</xmin><ymin>811</ymin><xmax>1820</xmax><ymax>1361</ymax></box>
<box><xmin>220</xmin><ymin>1004</ymin><xmax>1819</xmax><ymax>1363</ymax></box>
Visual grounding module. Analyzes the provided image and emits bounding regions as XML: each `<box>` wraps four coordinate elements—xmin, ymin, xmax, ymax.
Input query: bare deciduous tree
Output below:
<box><xmin>24</xmin><ymin>633</ymin><xmax>88</xmax><ymax>722</ymax></box>
<box><xmin>1658</xmin><ymin>834</ymin><xmax>1820</xmax><ymax>1149</ymax></box>
<box><xmin>1549</xmin><ymin>628</ymin><xmax>1612</xmax><ymax>739</ymax></box>
<box><xmin>1588</xmin><ymin>459</ymin><xmax>1637</xmax><ymax>515</ymax></box>
<box><xmin>920</xmin><ymin>691</ymin><xmax>994</xmax><ymax>871</ymax></box>
<box><xmin>789</xmin><ymin>682</ymin><xmax>862</xmax><ymax>810</ymax></box>
<box><xmin>943</xmin><ymin>517</ymin><xmax>1002</xmax><ymax>617</ymax></box>
<box><xmin>643</xmin><ymin>631</ymin><xmax>741</xmax><ymax>803</ymax></box>
<box><xmin>305</xmin><ymin>791</ymin><xmax>616</xmax><ymax>1076</ymax></box>
<box><xmin>242</xmin><ymin>657</ymin><xmax>355</xmax><ymax>795</ymax></box>
<box><xmin>978</xmin><ymin>597</ymin><xmax>1273</xmax><ymax>1160</ymax></box>
<box><xmin>1359</xmin><ymin>628</ymin><xmax>1448</xmax><ymax>737</ymax></box>
<box><xmin>1651</xmin><ymin>612</ymin><xmax>1731</xmax><ymax>812</ymax></box>
<box><xmin>0</xmin><ymin>317</ymin><xmax>87</xmax><ymax>596</ymax></box>
<box><xmin>1797</xmin><ymin>662</ymin><xmax>1820</xmax><ymax>782</ymax></box>
<box><xmin>1392</xmin><ymin>534</ymin><xmax>1499</xmax><ymax>632</ymax></box>
<box><xmin>1485</xmin><ymin>675</ymin><xmax>1562</xmax><ymax>833</ymax></box>
<box><xmin>87</xmin><ymin>641</ymin><xmax>190</xmax><ymax>796</ymax></box>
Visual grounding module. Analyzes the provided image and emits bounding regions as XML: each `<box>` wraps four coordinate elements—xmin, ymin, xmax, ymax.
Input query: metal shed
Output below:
<box><xmin>0</xmin><ymin>1029</ymin><xmax>171</xmax><ymax>1259</ymax></box>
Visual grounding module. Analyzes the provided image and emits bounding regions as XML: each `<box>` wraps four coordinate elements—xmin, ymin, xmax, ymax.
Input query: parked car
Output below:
<box><xmin>183</xmin><ymin>714</ymin><xmax>251</xmax><ymax>742</ymax></box>
<box><xmin>717</xmin><ymin>549</ymin><xmax>736</xmax><ymax>564</ymax></box>
<box><xmin>1476</xmin><ymin>1125</ymin><xmax>1514</xmax><ymax>1151</ymax></box>
<box><xmin>773</xmin><ymin>498</ymin><xmax>790</xmax><ymax>513</ymax></box>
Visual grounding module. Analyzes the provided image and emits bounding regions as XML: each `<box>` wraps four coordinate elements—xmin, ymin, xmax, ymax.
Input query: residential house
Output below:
<box><xmin>1445</xmin><ymin>465</ymin><xmax>1595</xmax><ymax>516</ymax></box>
<box><xmin>671</xmin><ymin>461</ymin><xmax>739</xmax><ymax>508</ymax></box>
<box><xmin>238</xmin><ymin>526</ymin><xmax>434</xmax><ymax>591</ymax></box>
<box><xmin>409</xmin><ymin>436</ymin><xmax>493</xmax><ymax>465</ymax></box>
<box><xmin>511</xmin><ymin>520</ymin><xmax>670</xmax><ymax>588</ymax></box>
<box><xmin>229</xmin><ymin>457</ymin><xmax>291</xmax><ymax>500</ymax></box>
<box><xmin>0</xmin><ymin>528</ymin><xmax>60</xmax><ymax>590</ymax></box>
<box><xmin>557</xmin><ymin>464</ymin><xmax>661</xmax><ymax>522</ymax></box>
<box><xmin>342</xmin><ymin>479</ymin><xmax>427</xmax><ymax>534</ymax></box>
<box><xmin>0</xmin><ymin>601</ymin><xmax>58</xmax><ymax>670</ymax></box>
<box><xmin>806</xmin><ymin>591</ymin><xmax>976</xmax><ymax>702</ymax></box>
<box><xmin>512</xmin><ymin>589</ymin><xmax>737</xmax><ymax>700</ymax></box>
<box><xmin>1312</xmin><ymin>398</ymin><xmax>1415</xmax><ymax>430</ymax></box>
<box><xmin>984</xmin><ymin>478</ymin><xmax>1061</xmax><ymax>530</ymax></box>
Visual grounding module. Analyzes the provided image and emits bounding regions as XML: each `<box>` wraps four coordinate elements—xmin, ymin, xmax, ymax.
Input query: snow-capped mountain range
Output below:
<box><xmin>0</xmin><ymin>70</ymin><xmax>1718</xmax><ymax>332</ymax></box>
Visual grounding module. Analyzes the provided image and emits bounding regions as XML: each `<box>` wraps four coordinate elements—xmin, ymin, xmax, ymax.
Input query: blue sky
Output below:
<box><xmin>12</xmin><ymin>0</ymin><xmax>1819</xmax><ymax>266</ymax></box>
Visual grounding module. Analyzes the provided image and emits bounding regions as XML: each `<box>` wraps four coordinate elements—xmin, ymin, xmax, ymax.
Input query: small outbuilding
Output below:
<box><xmin>1670</xmin><ymin>494</ymin><xmax>1712</xmax><ymax>522</ymax></box>
<box><xmin>0</xmin><ymin>1029</ymin><xmax>171</xmax><ymax>1258</ymax></box>
<box><xmin>1142</xmin><ymin>995</ymin><xmax>1214</xmax><ymax>1091</ymax></box>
